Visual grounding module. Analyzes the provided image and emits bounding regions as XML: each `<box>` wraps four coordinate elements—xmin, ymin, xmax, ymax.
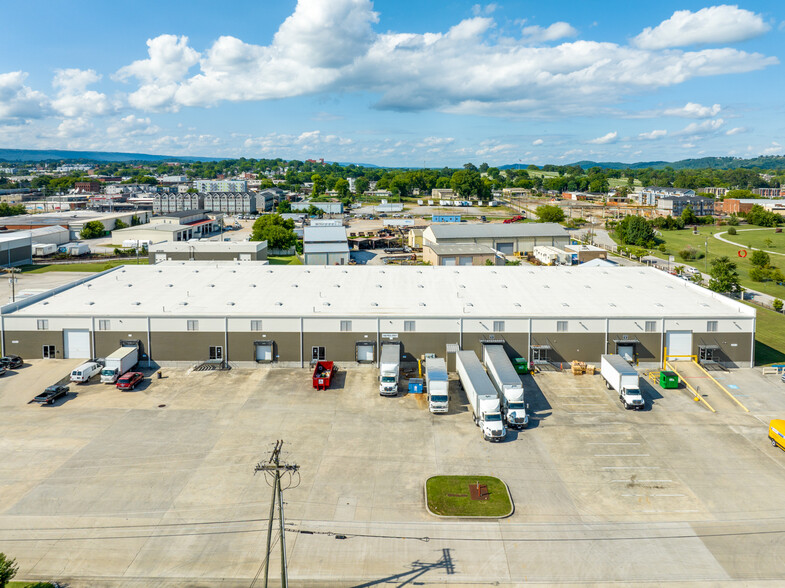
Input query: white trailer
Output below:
<box><xmin>100</xmin><ymin>346</ymin><xmax>139</xmax><ymax>384</ymax></box>
<box><xmin>425</xmin><ymin>357</ymin><xmax>449</xmax><ymax>413</ymax></box>
<box><xmin>32</xmin><ymin>243</ymin><xmax>57</xmax><ymax>256</ymax></box>
<box><xmin>483</xmin><ymin>344</ymin><xmax>528</xmax><ymax>429</ymax></box>
<box><xmin>601</xmin><ymin>354</ymin><xmax>645</xmax><ymax>410</ymax></box>
<box><xmin>456</xmin><ymin>350</ymin><xmax>506</xmax><ymax>442</ymax></box>
<box><xmin>379</xmin><ymin>343</ymin><xmax>400</xmax><ymax>396</ymax></box>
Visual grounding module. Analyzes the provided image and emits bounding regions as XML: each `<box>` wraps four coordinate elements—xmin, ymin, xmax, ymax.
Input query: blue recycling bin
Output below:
<box><xmin>408</xmin><ymin>378</ymin><xmax>423</xmax><ymax>394</ymax></box>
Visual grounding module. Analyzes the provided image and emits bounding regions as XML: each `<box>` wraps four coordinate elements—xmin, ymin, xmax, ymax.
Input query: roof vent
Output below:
<box><xmin>166</xmin><ymin>284</ymin><xmax>173</xmax><ymax>287</ymax></box>
<box><xmin>267</xmin><ymin>270</ymin><xmax>273</xmax><ymax>273</ymax></box>
<box><xmin>208</xmin><ymin>284</ymin><xmax>215</xmax><ymax>288</ymax></box>
<box><xmin>626</xmin><ymin>285</ymin><xmax>632</xmax><ymax>289</ymax></box>
<box><xmin>514</xmin><ymin>302</ymin><xmax>521</xmax><ymax>307</ymax></box>
<box><xmin>465</xmin><ymin>302</ymin><xmax>474</xmax><ymax>307</ymax></box>
<box><xmin>609</xmin><ymin>303</ymin><xmax>616</xmax><ymax>307</ymax></box>
<box><xmin>132</xmin><ymin>301</ymin><xmax>141</xmax><ymax>306</ymax></box>
<box><xmin>291</xmin><ymin>284</ymin><xmax>298</xmax><ymax>288</ymax></box>
<box><xmin>85</xmin><ymin>301</ymin><xmax>94</xmax><ymax>305</ymax></box>
<box><xmin>584</xmin><ymin>285</ymin><xmax>591</xmax><ymax>289</ymax></box>
<box><xmin>323</xmin><ymin>302</ymin><xmax>330</xmax><ymax>306</ymax></box>
<box><xmin>376</xmin><ymin>284</ymin><xmax>382</xmax><ymax>288</ymax></box>
<box><xmin>333</xmin><ymin>284</ymin><xmax>341</xmax><ymax>288</ymax></box>
<box><xmin>419</xmin><ymin>302</ymin><xmax>426</xmax><ymax>307</ymax></box>
<box><xmin>458</xmin><ymin>284</ymin><xmax>466</xmax><ymax>289</ymax></box>
<box><xmin>193</xmin><ymin>270</ymin><xmax>199</xmax><ymax>273</ymax></box>
<box><xmin>501</xmin><ymin>284</ymin><xmax>508</xmax><ymax>289</ymax></box>
<box><xmin>250</xmin><ymin>284</ymin><xmax>256</xmax><ymax>287</ymax></box>
<box><xmin>227</xmin><ymin>301</ymin><xmax>235</xmax><ymax>306</ymax></box>
<box><xmin>371</xmin><ymin>302</ymin><xmax>379</xmax><ymax>306</ymax></box>
<box><xmin>417</xmin><ymin>284</ymin><xmax>424</xmax><ymax>288</ymax></box>
<box><xmin>179</xmin><ymin>301</ymin><xmax>188</xmax><ymax>306</ymax></box>
<box><xmin>562</xmin><ymin>303</ymin><xmax>569</xmax><ymax>307</ymax></box>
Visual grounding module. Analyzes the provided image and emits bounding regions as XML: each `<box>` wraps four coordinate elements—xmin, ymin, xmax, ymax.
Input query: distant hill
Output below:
<box><xmin>0</xmin><ymin>148</ymin><xmax>220</xmax><ymax>163</ymax></box>
<box><xmin>556</xmin><ymin>156</ymin><xmax>785</xmax><ymax>171</ymax></box>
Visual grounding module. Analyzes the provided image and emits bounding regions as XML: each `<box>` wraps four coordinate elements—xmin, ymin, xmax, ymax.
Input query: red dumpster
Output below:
<box><xmin>313</xmin><ymin>361</ymin><xmax>336</xmax><ymax>390</ymax></box>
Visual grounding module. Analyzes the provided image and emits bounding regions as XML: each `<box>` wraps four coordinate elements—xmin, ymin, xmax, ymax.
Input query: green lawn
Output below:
<box><xmin>21</xmin><ymin>259</ymin><xmax>148</xmax><ymax>273</ymax></box>
<box><xmin>744</xmin><ymin>302</ymin><xmax>785</xmax><ymax>365</ymax></box>
<box><xmin>614</xmin><ymin>225</ymin><xmax>785</xmax><ymax>299</ymax></box>
<box><xmin>267</xmin><ymin>255</ymin><xmax>302</xmax><ymax>265</ymax></box>
<box><xmin>7</xmin><ymin>582</ymin><xmax>56</xmax><ymax>588</ymax></box>
<box><xmin>426</xmin><ymin>476</ymin><xmax>513</xmax><ymax>517</ymax></box>
<box><xmin>719</xmin><ymin>227</ymin><xmax>785</xmax><ymax>253</ymax></box>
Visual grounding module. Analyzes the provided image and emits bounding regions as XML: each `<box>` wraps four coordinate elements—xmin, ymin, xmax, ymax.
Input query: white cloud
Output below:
<box><xmin>475</xmin><ymin>140</ymin><xmax>516</xmax><ymax>156</ymax></box>
<box><xmin>677</xmin><ymin>118</ymin><xmax>725</xmax><ymax>136</ymax></box>
<box><xmin>0</xmin><ymin>71</ymin><xmax>49</xmax><ymax>120</ymax></box>
<box><xmin>762</xmin><ymin>142</ymin><xmax>782</xmax><ymax>155</ymax></box>
<box><xmin>726</xmin><ymin>126</ymin><xmax>746</xmax><ymax>136</ymax></box>
<box><xmin>638</xmin><ymin>129</ymin><xmax>667</xmax><ymax>140</ymax></box>
<box><xmin>56</xmin><ymin>116</ymin><xmax>92</xmax><ymax>139</ymax></box>
<box><xmin>521</xmin><ymin>22</ymin><xmax>578</xmax><ymax>43</ymax></box>
<box><xmin>634</xmin><ymin>5</ymin><xmax>770</xmax><ymax>50</ymax></box>
<box><xmin>416</xmin><ymin>136</ymin><xmax>455</xmax><ymax>148</ymax></box>
<box><xmin>51</xmin><ymin>68</ymin><xmax>110</xmax><ymax>117</ymax></box>
<box><xmin>663</xmin><ymin>102</ymin><xmax>721</xmax><ymax>118</ymax></box>
<box><xmin>106</xmin><ymin>114</ymin><xmax>160</xmax><ymax>137</ymax></box>
<box><xmin>532</xmin><ymin>138</ymin><xmax>544</xmax><ymax>146</ymax></box>
<box><xmin>588</xmin><ymin>131</ymin><xmax>617</xmax><ymax>144</ymax></box>
<box><xmin>472</xmin><ymin>3</ymin><xmax>497</xmax><ymax>17</ymax></box>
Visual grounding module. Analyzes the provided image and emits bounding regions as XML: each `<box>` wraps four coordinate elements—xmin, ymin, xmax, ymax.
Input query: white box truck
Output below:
<box><xmin>425</xmin><ymin>357</ymin><xmax>449</xmax><ymax>413</ymax></box>
<box><xmin>601</xmin><ymin>354</ymin><xmax>645</xmax><ymax>410</ymax></box>
<box><xmin>70</xmin><ymin>361</ymin><xmax>102</xmax><ymax>383</ymax></box>
<box><xmin>379</xmin><ymin>343</ymin><xmax>400</xmax><ymax>396</ymax></box>
<box><xmin>100</xmin><ymin>346</ymin><xmax>139</xmax><ymax>384</ymax></box>
<box><xmin>456</xmin><ymin>350</ymin><xmax>506</xmax><ymax>442</ymax></box>
<box><xmin>483</xmin><ymin>344</ymin><xmax>529</xmax><ymax>429</ymax></box>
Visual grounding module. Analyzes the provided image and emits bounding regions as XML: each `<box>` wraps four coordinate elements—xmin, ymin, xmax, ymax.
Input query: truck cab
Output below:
<box><xmin>100</xmin><ymin>367</ymin><xmax>120</xmax><ymax>384</ymax></box>
<box><xmin>504</xmin><ymin>400</ymin><xmax>529</xmax><ymax>428</ymax></box>
<box><xmin>620</xmin><ymin>386</ymin><xmax>645</xmax><ymax>410</ymax></box>
<box><xmin>480</xmin><ymin>405</ymin><xmax>506</xmax><ymax>442</ymax></box>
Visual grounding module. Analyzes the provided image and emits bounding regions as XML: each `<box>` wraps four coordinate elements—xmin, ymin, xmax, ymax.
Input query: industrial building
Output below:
<box><xmin>0</xmin><ymin>211</ymin><xmax>151</xmax><ymax>239</ymax></box>
<box><xmin>422</xmin><ymin>243</ymin><xmax>500</xmax><ymax>266</ymax></box>
<box><xmin>292</xmin><ymin>201</ymin><xmax>343</xmax><ymax>215</ymax></box>
<box><xmin>423</xmin><ymin>223</ymin><xmax>569</xmax><ymax>256</ymax></box>
<box><xmin>149</xmin><ymin>241</ymin><xmax>268</xmax><ymax>263</ymax></box>
<box><xmin>112</xmin><ymin>211</ymin><xmax>222</xmax><ymax>244</ymax></box>
<box><xmin>0</xmin><ymin>232</ymin><xmax>34</xmax><ymax>267</ymax></box>
<box><xmin>0</xmin><ymin>265</ymin><xmax>755</xmax><ymax>369</ymax></box>
<box><xmin>303</xmin><ymin>226</ymin><xmax>349</xmax><ymax>265</ymax></box>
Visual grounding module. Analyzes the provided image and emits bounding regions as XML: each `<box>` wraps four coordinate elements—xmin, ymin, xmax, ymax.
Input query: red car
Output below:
<box><xmin>116</xmin><ymin>372</ymin><xmax>144</xmax><ymax>390</ymax></box>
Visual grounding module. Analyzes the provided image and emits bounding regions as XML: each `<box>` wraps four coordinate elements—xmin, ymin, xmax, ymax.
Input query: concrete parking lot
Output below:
<box><xmin>2</xmin><ymin>360</ymin><xmax>785</xmax><ymax>586</ymax></box>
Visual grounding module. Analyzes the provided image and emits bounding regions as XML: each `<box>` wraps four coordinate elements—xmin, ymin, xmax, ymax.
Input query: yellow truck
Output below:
<box><xmin>769</xmin><ymin>420</ymin><xmax>785</xmax><ymax>451</ymax></box>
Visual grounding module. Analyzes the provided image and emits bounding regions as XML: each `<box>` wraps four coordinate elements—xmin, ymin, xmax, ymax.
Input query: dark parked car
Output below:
<box><xmin>0</xmin><ymin>355</ymin><xmax>23</xmax><ymax>369</ymax></box>
<box><xmin>116</xmin><ymin>372</ymin><xmax>144</xmax><ymax>390</ymax></box>
<box><xmin>33</xmin><ymin>385</ymin><xmax>69</xmax><ymax>405</ymax></box>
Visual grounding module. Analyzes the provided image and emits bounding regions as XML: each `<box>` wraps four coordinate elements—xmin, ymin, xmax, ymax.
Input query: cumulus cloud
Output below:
<box><xmin>521</xmin><ymin>22</ymin><xmax>578</xmax><ymax>43</ymax></box>
<box><xmin>634</xmin><ymin>5</ymin><xmax>770</xmax><ymax>50</ymax></box>
<box><xmin>726</xmin><ymin>126</ymin><xmax>746</xmax><ymax>136</ymax></box>
<box><xmin>0</xmin><ymin>71</ymin><xmax>49</xmax><ymax>120</ymax></box>
<box><xmin>108</xmin><ymin>1</ymin><xmax>776</xmax><ymax>119</ymax></box>
<box><xmin>639</xmin><ymin>129</ymin><xmax>667</xmax><ymax>140</ymax></box>
<box><xmin>678</xmin><ymin>118</ymin><xmax>725</xmax><ymax>136</ymax></box>
<box><xmin>588</xmin><ymin>131</ymin><xmax>617</xmax><ymax>144</ymax></box>
<box><xmin>532</xmin><ymin>138</ymin><xmax>544</xmax><ymax>145</ymax></box>
<box><xmin>663</xmin><ymin>102</ymin><xmax>721</xmax><ymax>118</ymax></box>
<box><xmin>106</xmin><ymin>114</ymin><xmax>160</xmax><ymax>137</ymax></box>
<box><xmin>51</xmin><ymin>68</ymin><xmax>110</xmax><ymax>117</ymax></box>
<box><xmin>472</xmin><ymin>4</ymin><xmax>497</xmax><ymax>17</ymax></box>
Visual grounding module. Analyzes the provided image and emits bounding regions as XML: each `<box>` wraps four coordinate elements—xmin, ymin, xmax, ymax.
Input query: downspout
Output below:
<box><xmin>147</xmin><ymin>316</ymin><xmax>152</xmax><ymax>368</ymax></box>
<box><xmin>300</xmin><ymin>317</ymin><xmax>304</xmax><ymax>368</ymax></box>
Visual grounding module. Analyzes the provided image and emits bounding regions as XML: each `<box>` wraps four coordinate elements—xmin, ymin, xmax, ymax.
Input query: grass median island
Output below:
<box><xmin>426</xmin><ymin>475</ymin><xmax>513</xmax><ymax>517</ymax></box>
<box><xmin>267</xmin><ymin>255</ymin><xmax>302</xmax><ymax>265</ymax></box>
<box><xmin>743</xmin><ymin>301</ymin><xmax>785</xmax><ymax>365</ymax></box>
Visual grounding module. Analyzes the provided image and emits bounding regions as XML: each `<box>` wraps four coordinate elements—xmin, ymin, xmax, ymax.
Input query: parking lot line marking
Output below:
<box><xmin>611</xmin><ymin>479</ymin><xmax>672</xmax><ymax>483</ymax></box>
<box><xmin>594</xmin><ymin>454</ymin><xmax>650</xmax><ymax>457</ymax></box>
<box><xmin>641</xmin><ymin>509</ymin><xmax>699</xmax><ymax>513</ymax></box>
<box><xmin>588</xmin><ymin>442</ymin><xmax>640</xmax><ymax>445</ymax></box>
<box><xmin>621</xmin><ymin>494</ymin><xmax>646</xmax><ymax>497</ymax></box>
<box><xmin>603</xmin><ymin>466</ymin><xmax>660</xmax><ymax>469</ymax></box>
<box><xmin>653</xmin><ymin>494</ymin><xmax>686</xmax><ymax>497</ymax></box>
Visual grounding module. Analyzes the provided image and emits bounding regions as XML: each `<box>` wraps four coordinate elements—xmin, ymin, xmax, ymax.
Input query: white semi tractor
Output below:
<box><xmin>456</xmin><ymin>350</ymin><xmax>506</xmax><ymax>442</ymax></box>
<box><xmin>425</xmin><ymin>357</ymin><xmax>449</xmax><ymax>413</ymax></box>
<box><xmin>601</xmin><ymin>354</ymin><xmax>645</xmax><ymax>410</ymax></box>
<box><xmin>378</xmin><ymin>343</ymin><xmax>400</xmax><ymax>396</ymax></box>
<box><xmin>100</xmin><ymin>346</ymin><xmax>139</xmax><ymax>384</ymax></box>
<box><xmin>483</xmin><ymin>344</ymin><xmax>529</xmax><ymax>429</ymax></box>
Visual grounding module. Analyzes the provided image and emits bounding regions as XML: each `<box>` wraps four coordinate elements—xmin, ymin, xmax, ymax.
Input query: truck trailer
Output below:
<box><xmin>425</xmin><ymin>357</ymin><xmax>449</xmax><ymax>413</ymax></box>
<box><xmin>456</xmin><ymin>350</ymin><xmax>506</xmax><ymax>442</ymax></box>
<box><xmin>483</xmin><ymin>344</ymin><xmax>529</xmax><ymax>429</ymax></box>
<box><xmin>601</xmin><ymin>354</ymin><xmax>645</xmax><ymax>410</ymax></box>
<box><xmin>378</xmin><ymin>343</ymin><xmax>400</xmax><ymax>396</ymax></box>
<box><xmin>100</xmin><ymin>346</ymin><xmax>139</xmax><ymax>384</ymax></box>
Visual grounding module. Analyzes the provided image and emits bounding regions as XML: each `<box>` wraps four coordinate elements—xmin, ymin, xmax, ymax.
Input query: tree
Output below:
<box><xmin>354</xmin><ymin>177</ymin><xmax>369</xmax><ymax>195</ymax></box>
<box><xmin>250</xmin><ymin>214</ymin><xmax>297</xmax><ymax>250</ymax></box>
<box><xmin>0</xmin><ymin>552</ymin><xmax>18</xmax><ymax>587</ymax></box>
<box><xmin>708</xmin><ymin>256</ymin><xmax>742</xmax><ymax>295</ymax></box>
<box><xmin>616</xmin><ymin>215</ymin><xmax>656</xmax><ymax>246</ymax></box>
<box><xmin>311</xmin><ymin>174</ymin><xmax>325</xmax><ymax>196</ymax></box>
<box><xmin>774</xmin><ymin>299</ymin><xmax>783</xmax><ymax>313</ymax></box>
<box><xmin>80</xmin><ymin>220</ymin><xmax>105</xmax><ymax>239</ymax></box>
<box><xmin>334</xmin><ymin>178</ymin><xmax>350</xmax><ymax>199</ymax></box>
<box><xmin>131</xmin><ymin>215</ymin><xmax>142</xmax><ymax>226</ymax></box>
<box><xmin>307</xmin><ymin>205</ymin><xmax>324</xmax><ymax>217</ymax></box>
<box><xmin>277</xmin><ymin>199</ymin><xmax>292</xmax><ymax>213</ymax></box>
<box><xmin>114</xmin><ymin>219</ymin><xmax>128</xmax><ymax>230</ymax></box>
<box><xmin>449</xmin><ymin>169</ymin><xmax>482</xmax><ymax>199</ymax></box>
<box><xmin>727</xmin><ymin>214</ymin><xmax>739</xmax><ymax>226</ymax></box>
<box><xmin>535</xmin><ymin>204</ymin><xmax>565</xmax><ymax>223</ymax></box>
<box><xmin>680</xmin><ymin>205</ymin><xmax>698</xmax><ymax>226</ymax></box>
<box><xmin>0</xmin><ymin>203</ymin><xmax>25</xmax><ymax>217</ymax></box>
<box><xmin>750</xmin><ymin>250</ymin><xmax>770</xmax><ymax>268</ymax></box>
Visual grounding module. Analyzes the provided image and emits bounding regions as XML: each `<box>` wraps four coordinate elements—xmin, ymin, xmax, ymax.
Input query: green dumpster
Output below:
<box><xmin>659</xmin><ymin>371</ymin><xmax>679</xmax><ymax>389</ymax></box>
<box><xmin>513</xmin><ymin>358</ymin><xmax>529</xmax><ymax>374</ymax></box>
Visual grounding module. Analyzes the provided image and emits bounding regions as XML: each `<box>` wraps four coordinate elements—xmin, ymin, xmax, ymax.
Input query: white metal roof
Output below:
<box><xmin>9</xmin><ymin>265</ymin><xmax>755</xmax><ymax>319</ymax></box>
<box><xmin>426</xmin><ymin>222</ymin><xmax>568</xmax><ymax>240</ymax></box>
<box><xmin>149</xmin><ymin>241</ymin><xmax>266</xmax><ymax>253</ymax></box>
<box><xmin>303</xmin><ymin>226</ymin><xmax>348</xmax><ymax>243</ymax></box>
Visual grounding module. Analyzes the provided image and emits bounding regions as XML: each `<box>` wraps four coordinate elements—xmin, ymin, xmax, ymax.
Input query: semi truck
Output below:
<box><xmin>456</xmin><ymin>350</ymin><xmax>506</xmax><ymax>442</ymax></box>
<box><xmin>379</xmin><ymin>343</ymin><xmax>400</xmax><ymax>396</ymax></box>
<box><xmin>483</xmin><ymin>344</ymin><xmax>529</xmax><ymax>429</ymax></box>
<box><xmin>425</xmin><ymin>357</ymin><xmax>449</xmax><ymax>413</ymax></box>
<box><xmin>601</xmin><ymin>354</ymin><xmax>645</xmax><ymax>410</ymax></box>
<box><xmin>100</xmin><ymin>346</ymin><xmax>139</xmax><ymax>384</ymax></box>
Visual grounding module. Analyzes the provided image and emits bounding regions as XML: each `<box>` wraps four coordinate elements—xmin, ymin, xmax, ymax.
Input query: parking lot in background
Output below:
<box><xmin>2</xmin><ymin>361</ymin><xmax>785</xmax><ymax>586</ymax></box>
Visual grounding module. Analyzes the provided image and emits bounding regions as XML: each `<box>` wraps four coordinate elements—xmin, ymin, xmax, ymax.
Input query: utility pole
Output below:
<box><xmin>253</xmin><ymin>440</ymin><xmax>299</xmax><ymax>588</ymax></box>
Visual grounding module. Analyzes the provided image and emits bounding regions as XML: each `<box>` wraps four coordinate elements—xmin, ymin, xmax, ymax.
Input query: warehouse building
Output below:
<box><xmin>423</xmin><ymin>223</ymin><xmax>569</xmax><ymax>256</ymax></box>
<box><xmin>0</xmin><ymin>232</ymin><xmax>33</xmax><ymax>267</ymax></box>
<box><xmin>0</xmin><ymin>265</ymin><xmax>755</xmax><ymax>368</ymax></box>
<box><xmin>149</xmin><ymin>241</ymin><xmax>268</xmax><ymax>263</ymax></box>
<box><xmin>303</xmin><ymin>226</ymin><xmax>349</xmax><ymax>265</ymax></box>
<box><xmin>422</xmin><ymin>243</ymin><xmax>500</xmax><ymax>266</ymax></box>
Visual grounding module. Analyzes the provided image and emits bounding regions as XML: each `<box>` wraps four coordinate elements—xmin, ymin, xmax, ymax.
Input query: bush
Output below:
<box><xmin>774</xmin><ymin>299</ymin><xmax>784</xmax><ymax>313</ymax></box>
<box><xmin>727</xmin><ymin>226</ymin><xmax>737</xmax><ymax>235</ymax></box>
<box><xmin>678</xmin><ymin>246</ymin><xmax>703</xmax><ymax>261</ymax></box>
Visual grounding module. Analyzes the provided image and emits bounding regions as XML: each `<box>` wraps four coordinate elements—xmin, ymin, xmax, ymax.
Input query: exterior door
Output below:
<box><xmin>496</xmin><ymin>242</ymin><xmax>514</xmax><ymax>255</ymax></box>
<box><xmin>209</xmin><ymin>346</ymin><xmax>223</xmax><ymax>360</ymax></box>
<box><xmin>255</xmin><ymin>341</ymin><xmax>273</xmax><ymax>362</ymax></box>
<box><xmin>42</xmin><ymin>345</ymin><xmax>56</xmax><ymax>359</ymax></box>
<box><xmin>617</xmin><ymin>344</ymin><xmax>634</xmax><ymax>362</ymax></box>
<box><xmin>666</xmin><ymin>331</ymin><xmax>692</xmax><ymax>360</ymax></box>
<box><xmin>63</xmin><ymin>329</ymin><xmax>90</xmax><ymax>359</ymax></box>
<box><xmin>356</xmin><ymin>342</ymin><xmax>375</xmax><ymax>363</ymax></box>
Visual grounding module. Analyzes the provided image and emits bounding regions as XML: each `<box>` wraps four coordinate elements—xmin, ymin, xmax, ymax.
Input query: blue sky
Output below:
<box><xmin>1</xmin><ymin>1</ymin><xmax>783</xmax><ymax>166</ymax></box>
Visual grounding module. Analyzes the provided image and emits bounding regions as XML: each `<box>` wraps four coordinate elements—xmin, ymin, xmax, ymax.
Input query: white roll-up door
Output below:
<box><xmin>617</xmin><ymin>344</ymin><xmax>634</xmax><ymax>362</ymax></box>
<box><xmin>64</xmin><ymin>329</ymin><xmax>90</xmax><ymax>359</ymax></box>
<box><xmin>255</xmin><ymin>341</ymin><xmax>273</xmax><ymax>362</ymax></box>
<box><xmin>441</xmin><ymin>257</ymin><xmax>456</xmax><ymax>266</ymax></box>
<box><xmin>356</xmin><ymin>342</ymin><xmax>375</xmax><ymax>363</ymax></box>
<box><xmin>496</xmin><ymin>242</ymin><xmax>514</xmax><ymax>254</ymax></box>
<box><xmin>666</xmin><ymin>331</ymin><xmax>692</xmax><ymax>360</ymax></box>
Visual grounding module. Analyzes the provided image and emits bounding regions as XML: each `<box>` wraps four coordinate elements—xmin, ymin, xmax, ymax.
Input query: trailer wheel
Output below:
<box><xmin>606</xmin><ymin>380</ymin><xmax>611</xmax><ymax>390</ymax></box>
<box><xmin>773</xmin><ymin>438</ymin><xmax>778</xmax><ymax>447</ymax></box>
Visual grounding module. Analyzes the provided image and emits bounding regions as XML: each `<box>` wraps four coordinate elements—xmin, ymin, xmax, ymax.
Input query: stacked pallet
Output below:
<box><xmin>571</xmin><ymin>361</ymin><xmax>587</xmax><ymax>375</ymax></box>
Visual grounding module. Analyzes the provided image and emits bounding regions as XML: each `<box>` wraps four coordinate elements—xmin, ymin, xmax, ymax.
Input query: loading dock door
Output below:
<box><xmin>255</xmin><ymin>341</ymin><xmax>273</xmax><ymax>362</ymax></box>
<box><xmin>155</xmin><ymin>253</ymin><xmax>167</xmax><ymax>263</ymax></box>
<box><xmin>666</xmin><ymin>331</ymin><xmax>692</xmax><ymax>360</ymax></box>
<box><xmin>63</xmin><ymin>329</ymin><xmax>90</xmax><ymax>359</ymax></box>
<box><xmin>617</xmin><ymin>344</ymin><xmax>634</xmax><ymax>362</ymax></box>
<box><xmin>356</xmin><ymin>342</ymin><xmax>375</xmax><ymax>363</ymax></box>
<box><xmin>496</xmin><ymin>242</ymin><xmax>514</xmax><ymax>255</ymax></box>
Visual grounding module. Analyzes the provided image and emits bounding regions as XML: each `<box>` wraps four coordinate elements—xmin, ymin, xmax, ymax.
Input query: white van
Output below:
<box><xmin>70</xmin><ymin>361</ymin><xmax>102</xmax><ymax>383</ymax></box>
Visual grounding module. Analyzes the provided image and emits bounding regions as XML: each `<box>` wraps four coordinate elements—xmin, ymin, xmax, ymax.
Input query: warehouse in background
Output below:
<box><xmin>149</xmin><ymin>241</ymin><xmax>268</xmax><ymax>263</ymax></box>
<box><xmin>0</xmin><ymin>265</ymin><xmax>755</xmax><ymax>369</ymax></box>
